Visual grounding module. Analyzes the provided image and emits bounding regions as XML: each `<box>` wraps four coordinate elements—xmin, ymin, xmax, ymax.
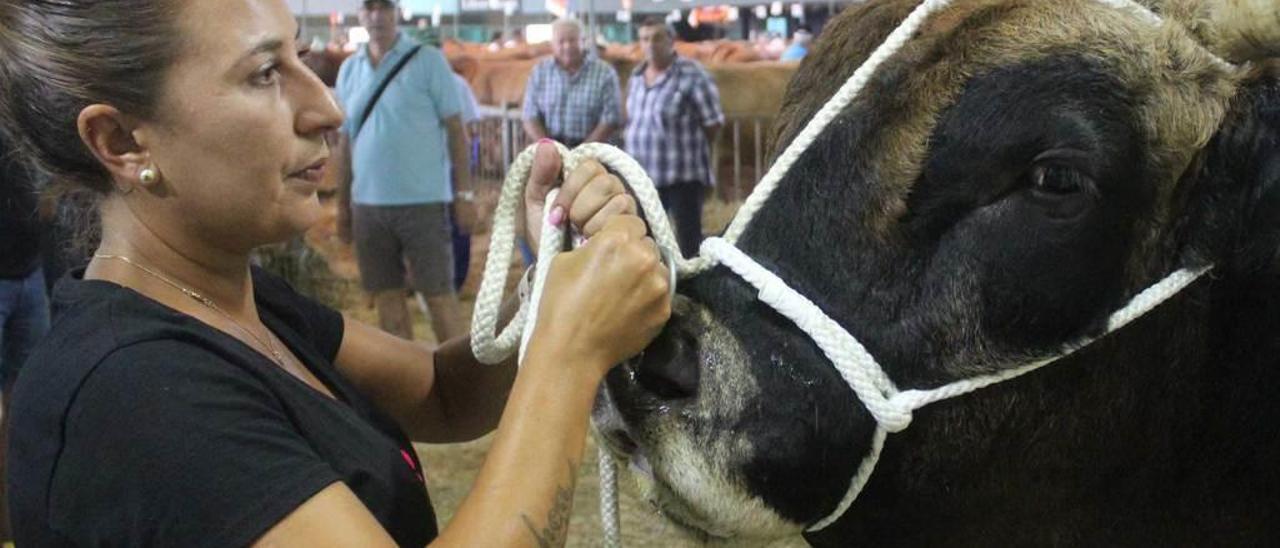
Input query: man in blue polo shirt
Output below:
<box><xmin>336</xmin><ymin>0</ymin><xmax>472</xmax><ymax>342</ymax></box>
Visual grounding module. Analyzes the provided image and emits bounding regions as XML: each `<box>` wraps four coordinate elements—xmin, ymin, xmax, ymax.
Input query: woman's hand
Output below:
<box><xmin>524</xmin><ymin>142</ymin><xmax>637</xmax><ymax>255</ymax></box>
<box><xmin>530</xmin><ymin>215</ymin><xmax>671</xmax><ymax>377</ymax></box>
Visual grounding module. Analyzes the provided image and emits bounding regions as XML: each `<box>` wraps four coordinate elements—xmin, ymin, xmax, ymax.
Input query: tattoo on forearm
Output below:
<box><xmin>521</xmin><ymin>460</ymin><xmax>577</xmax><ymax>548</ymax></box>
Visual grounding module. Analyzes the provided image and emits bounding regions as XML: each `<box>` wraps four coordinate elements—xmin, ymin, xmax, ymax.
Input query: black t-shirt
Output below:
<box><xmin>0</xmin><ymin>132</ymin><xmax>43</xmax><ymax>279</ymax></box>
<box><xmin>7</xmin><ymin>267</ymin><xmax>438</xmax><ymax>547</ymax></box>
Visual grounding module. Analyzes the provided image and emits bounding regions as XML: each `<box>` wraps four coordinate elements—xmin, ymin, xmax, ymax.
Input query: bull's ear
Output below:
<box><xmin>1252</xmin><ymin>161</ymin><xmax>1280</xmax><ymax>274</ymax></box>
<box><xmin>1247</xmin><ymin>125</ymin><xmax>1280</xmax><ymax>274</ymax></box>
<box><xmin>1239</xmin><ymin>69</ymin><xmax>1280</xmax><ymax>275</ymax></box>
<box><xmin>1142</xmin><ymin>0</ymin><xmax>1280</xmax><ymax>63</ymax></box>
<box><xmin>1200</xmin><ymin>68</ymin><xmax>1280</xmax><ymax>275</ymax></box>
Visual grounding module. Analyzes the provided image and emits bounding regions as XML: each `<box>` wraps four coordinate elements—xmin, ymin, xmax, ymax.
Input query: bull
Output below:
<box><xmin>591</xmin><ymin>0</ymin><xmax>1280</xmax><ymax>544</ymax></box>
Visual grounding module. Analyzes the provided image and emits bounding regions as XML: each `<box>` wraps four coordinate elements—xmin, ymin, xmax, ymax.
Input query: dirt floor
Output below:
<box><xmin>311</xmin><ymin>194</ymin><xmax>808</xmax><ymax>546</ymax></box>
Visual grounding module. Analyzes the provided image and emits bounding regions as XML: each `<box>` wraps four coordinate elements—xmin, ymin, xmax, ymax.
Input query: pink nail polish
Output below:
<box><xmin>537</xmin><ymin>138</ymin><xmax>554</xmax><ymax>145</ymax></box>
<box><xmin>548</xmin><ymin>206</ymin><xmax>565</xmax><ymax>226</ymax></box>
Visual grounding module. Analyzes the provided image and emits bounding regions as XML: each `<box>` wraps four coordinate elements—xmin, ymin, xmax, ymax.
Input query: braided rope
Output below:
<box><xmin>470</xmin><ymin>141</ymin><xmax>689</xmax><ymax>547</ymax></box>
<box><xmin>708</xmin><ymin>0</ymin><xmax>954</xmax><ymax>260</ymax></box>
<box><xmin>707</xmin><ymin>237</ymin><xmax>1211</xmax><ymax>531</ymax></box>
<box><xmin>471</xmin><ymin>142</ymin><xmax>691</xmax><ymax>365</ymax></box>
<box><xmin>597</xmin><ymin>444</ymin><xmax>622</xmax><ymax>548</ymax></box>
<box><xmin>702</xmin><ymin>239</ymin><xmax>911</xmax><ymax>431</ymax></box>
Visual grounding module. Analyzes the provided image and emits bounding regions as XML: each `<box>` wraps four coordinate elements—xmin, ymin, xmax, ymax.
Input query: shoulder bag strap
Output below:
<box><xmin>351</xmin><ymin>44</ymin><xmax>423</xmax><ymax>139</ymax></box>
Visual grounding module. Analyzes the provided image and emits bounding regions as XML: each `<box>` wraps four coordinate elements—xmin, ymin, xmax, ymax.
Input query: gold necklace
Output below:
<box><xmin>93</xmin><ymin>254</ymin><xmax>286</xmax><ymax>367</ymax></box>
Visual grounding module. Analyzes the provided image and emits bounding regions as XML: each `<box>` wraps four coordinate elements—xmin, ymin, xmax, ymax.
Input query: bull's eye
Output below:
<box><xmin>1030</xmin><ymin>164</ymin><xmax>1089</xmax><ymax>195</ymax></box>
<box><xmin>1021</xmin><ymin>159</ymin><xmax>1098</xmax><ymax>219</ymax></box>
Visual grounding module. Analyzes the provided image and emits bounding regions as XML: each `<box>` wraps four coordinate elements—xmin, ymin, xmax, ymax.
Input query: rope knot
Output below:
<box><xmin>874</xmin><ymin>394</ymin><xmax>915</xmax><ymax>433</ymax></box>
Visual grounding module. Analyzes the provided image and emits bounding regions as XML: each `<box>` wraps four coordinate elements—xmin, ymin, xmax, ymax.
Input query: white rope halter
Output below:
<box><xmin>470</xmin><ymin>0</ymin><xmax>1230</xmax><ymax>541</ymax></box>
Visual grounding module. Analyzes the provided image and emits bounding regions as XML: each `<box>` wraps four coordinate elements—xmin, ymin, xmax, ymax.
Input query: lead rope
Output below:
<box><xmin>471</xmin><ymin>0</ymin><xmax>1233</xmax><ymax>541</ymax></box>
<box><xmin>471</xmin><ymin>142</ymin><xmax>689</xmax><ymax>548</ymax></box>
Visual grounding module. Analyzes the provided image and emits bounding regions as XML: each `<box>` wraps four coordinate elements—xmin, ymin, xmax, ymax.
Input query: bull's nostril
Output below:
<box><xmin>636</xmin><ymin>329</ymin><xmax>699</xmax><ymax>399</ymax></box>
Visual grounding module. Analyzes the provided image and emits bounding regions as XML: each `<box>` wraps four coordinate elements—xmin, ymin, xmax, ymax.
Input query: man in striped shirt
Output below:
<box><xmin>625</xmin><ymin>19</ymin><xmax>725</xmax><ymax>258</ymax></box>
<box><xmin>521</xmin><ymin>19</ymin><xmax>622</xmax><ymax>147</ymax></box>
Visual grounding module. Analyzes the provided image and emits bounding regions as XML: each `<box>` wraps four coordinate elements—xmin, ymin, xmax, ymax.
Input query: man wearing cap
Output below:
<box><xmin>521</xmin><ymin>18</ymin><xmax>623</xmax><ymax>147</ymax></box>
<box><xmin>624</xmin><ymin>18</ymin><xmax>724</xmax><ymax>258</ymax></box>
<box><xmin>336</xmin><ymin>0</ymin><xmax>473</xmax><ymax>341</ymax></box>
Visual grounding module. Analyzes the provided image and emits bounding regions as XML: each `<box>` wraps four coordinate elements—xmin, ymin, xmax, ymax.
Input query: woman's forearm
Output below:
<box><xmin>432</xmin><ymin>338</ymin><xmax>606</xmax><ymax>547</ymax></box>
<box><xmin>420</xmin><ymin>294</ymin><xmax>524</xmax><ymax>442</ymax></box>
<box><xmin>424</xmin><ymin>336</ymin><xmax>518</xmax><ymax>442</ymax></box>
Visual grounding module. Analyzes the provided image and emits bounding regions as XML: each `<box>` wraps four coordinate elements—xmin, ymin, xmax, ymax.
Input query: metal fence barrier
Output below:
<box><xmin>468</xmin><ymin>104</ymin><xmax>773</xmax><ymax>203</ymax></box>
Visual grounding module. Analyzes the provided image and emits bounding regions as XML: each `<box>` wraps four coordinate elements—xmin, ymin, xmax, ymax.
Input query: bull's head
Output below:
<box><xmin>593</xmin><ymin>0</ymin><xmax>1280</xmax><ymax>544</ymax></box>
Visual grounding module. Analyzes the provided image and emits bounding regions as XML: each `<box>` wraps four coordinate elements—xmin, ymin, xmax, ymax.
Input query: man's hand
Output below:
<box><xmin>453</xmin><ymin>198</ymin><xmax>482</xmax><ymax>235</ymax></box>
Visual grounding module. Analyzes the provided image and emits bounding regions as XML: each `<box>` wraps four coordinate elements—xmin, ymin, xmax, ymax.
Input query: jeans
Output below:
<box><xmin>657</xmin><ymin>181</ymin><xmax>707</xmax><ymax>259</ymax></box>
<box><xmin>0</xmin><ymin>268</ymin><xmax>50</xmax><ymax>391</ymax></box>
<box><xmin>450</xmin><ymin>212</ymin><xmax>471</xmax><ymax>291</ymax></box>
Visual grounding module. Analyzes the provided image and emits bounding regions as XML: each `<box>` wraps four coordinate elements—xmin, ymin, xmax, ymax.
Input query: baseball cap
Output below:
<box><xmin>363</xmin><ymin>0</ymin><xmax>398</xmax><ymax>7</ymax></box>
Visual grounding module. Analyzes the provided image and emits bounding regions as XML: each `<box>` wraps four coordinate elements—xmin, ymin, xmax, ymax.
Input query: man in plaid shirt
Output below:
<box><xmin>625</xmin><ymin>18</ymin><xmax>725</xmax><ymax>257</ymax></box>
<box><xmin>522</xmin><ymin>19</ymin><xmax>622</xmax><ymax>146</ymax></box>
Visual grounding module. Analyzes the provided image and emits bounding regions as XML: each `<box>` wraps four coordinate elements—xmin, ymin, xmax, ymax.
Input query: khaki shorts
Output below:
<box><xmin>352</xmin><ymin>203</ymin><xmax>455</xmax><ymax>296</ymax></box>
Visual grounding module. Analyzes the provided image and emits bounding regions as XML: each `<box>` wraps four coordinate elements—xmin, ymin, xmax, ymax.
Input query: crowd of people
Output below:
<box><xmin>521</xmin><ymin>17</ymin><xmax>726</xmax><ymax>258</ymax></box>
<box><xmin>331</xmin><ymin>4</ymin><xmax>734</xmax><ymax>346</ymax></box>
<box><xmin>0</xmin><ymin>0</ymin><xmax>805</xmax><ymax>543</ymax></box>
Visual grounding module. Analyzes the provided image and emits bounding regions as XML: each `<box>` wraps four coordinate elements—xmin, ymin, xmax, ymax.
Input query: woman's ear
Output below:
<box><xmin>77</xmin><ymin>104</ymin><xmax>150</xmax><ymax>191</ymax></box>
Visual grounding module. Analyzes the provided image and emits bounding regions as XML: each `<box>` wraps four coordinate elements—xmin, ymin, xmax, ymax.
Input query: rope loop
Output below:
<box><xmin>470</xmin><ymin>141</ymin><xmax>687</xmax><ymax>366</ymax></box>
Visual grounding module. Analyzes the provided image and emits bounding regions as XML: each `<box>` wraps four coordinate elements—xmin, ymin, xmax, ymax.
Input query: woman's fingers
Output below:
<box><xmin>535</xmin><ymin>221</ymin><xmax>671</xmax><ymax>370</ymax></box>
<box><xmin>523</xmin><ymin>142</ymin><xmax>564</xmax><ymax>254</ymax></box>
<box><xmin>524</xmin><ymin>142</ymin><xmax>563</xmax><ymax>210</ymax></box>
<box><xmin>580</xmin><ymin>194</ymin><xmax>637</xmax><ymax>237</ymax></box>
<box><xmin>551</xmin><ymin>160</ymin><xmax>607</xmax><ymax>224</ymax></box>
<box><xmin>599</xmin><ymin>214</ymin><xmax>648</xmax><ymax>240</ymax></box>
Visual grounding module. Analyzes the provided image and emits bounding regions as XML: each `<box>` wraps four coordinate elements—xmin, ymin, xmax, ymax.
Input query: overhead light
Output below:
<box><xmin>754</xmin><ymin>5</ymin><xmax>767</xmax><ymax>18</ymax></box>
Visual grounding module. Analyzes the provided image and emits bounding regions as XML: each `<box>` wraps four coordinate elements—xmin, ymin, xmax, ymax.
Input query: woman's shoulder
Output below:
<box><xmin>11</xmin><ymin>273</ymin><xmax>276</xmax><ymax>426</ymax></box>
<box><xmin>10</xmin><ymin>321</ymin><xmax>267</xmax><ymax>436</ymax></box>
<box><xmin>16</xmin><ymin>276</ymin><xmax>165</xmax><ymax>391</ymax></box>
<box><xmin>13</xmin><ymin>337</ymin><xmax>342</xmax><ymax>548</ymax></box>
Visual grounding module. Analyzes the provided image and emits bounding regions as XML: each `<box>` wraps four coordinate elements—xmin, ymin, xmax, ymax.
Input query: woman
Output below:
<box><xmin>0</xmin><ymin>0</ymin><xmax>670</xmax><ymax>546</ymax></box>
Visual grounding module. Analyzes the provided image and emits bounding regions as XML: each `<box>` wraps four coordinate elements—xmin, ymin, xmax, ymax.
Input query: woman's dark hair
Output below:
<box><xmin>0</xmin><ymin>0</ymin><xmax>183</xmax><ymax>194</ymax></box>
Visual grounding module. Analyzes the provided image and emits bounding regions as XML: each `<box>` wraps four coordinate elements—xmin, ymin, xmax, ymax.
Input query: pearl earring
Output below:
<box><xmin>139</xmin><ymin>167</ymin><xmax>159</xmax><ymax>185</ymax></box>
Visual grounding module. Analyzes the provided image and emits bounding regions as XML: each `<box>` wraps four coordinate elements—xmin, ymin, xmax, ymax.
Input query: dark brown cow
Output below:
<box><xmin>592</xmin><ymin>0</ymin><xmax>1280</xmax><ymax>544</ymax></box>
